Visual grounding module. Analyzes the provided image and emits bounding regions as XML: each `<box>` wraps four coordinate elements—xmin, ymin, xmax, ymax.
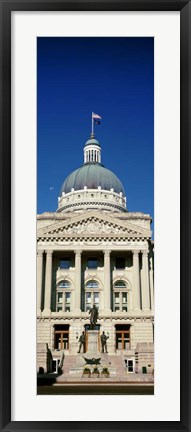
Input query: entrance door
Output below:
<box><xmin>54</xmin><ymin>325</ymin><xmax>69</xmax><ymax>350</ymax></box>
<box><xmin>127</xmin><ymin>359</ymin><xmax>134</xmax><ymax>372</ymax></box>
<box><xmin>116</xmin><ymin>325</ymin><xmax>130</xmax><ymax>350</ymax></box>
<box><xmin>52</xmin><ymin>359</ymin><xmax>60</xmax><ymax>373</ymax></box>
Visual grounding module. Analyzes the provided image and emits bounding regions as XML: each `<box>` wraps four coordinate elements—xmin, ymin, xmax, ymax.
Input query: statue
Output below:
<box><xmin>100</xmin><ymin>331</ymin><xmax>109</xmax><ymax>353</ymax></box>
<box><xmin>77</xmin><ymin>331</ymin><xmax>86</xmax><ymax>353</ymax></box>
<box><xmin>89</xmin><ymin>304</ymin><xmax>98</xmax><ymax>329</ymax></box>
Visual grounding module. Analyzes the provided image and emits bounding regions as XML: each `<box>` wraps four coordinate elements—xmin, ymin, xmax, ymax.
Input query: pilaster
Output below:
<box><xmin>37</xmin><ymin>249</ymin><xmax>44</xmax><ymax>315</ymax></box>
<box><xmin>74</xmin><ymin>250</ymin><xmax>82</xmax><ymax>313</ymax></box>
<box><xmin>149</xmin><ymin>255</ymin><xmax>154</xmax><ymax>311</ymax></box>
<box><xmin>133</xmin><ymin>250</ymin><xmax>141</xmax><ymax>311</ymax></box>
<box><xmin>43</xmin><ymin>250</ymin><xmax>53</xmax><ymax>315</ymax></box>
<box><xmin>141</xmin><ymin>250</ymin><xmax>150</xmax><ymax>311</ymax></box>
<box><xmin>104</xmin><ymin>250</ymin><xmax>111</xmax><ymax>314</ymax></box>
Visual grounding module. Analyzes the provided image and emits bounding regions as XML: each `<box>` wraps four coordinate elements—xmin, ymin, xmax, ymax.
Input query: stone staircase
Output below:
<box><xmin>61</xmin><ymin>355</ymin><xmax>77</xmax><ymax>374</ymax></box>
<box><xmin>107</xmin><ymin>354</ymin><xmax>126</xmax><ymax>377</ymax></box>
<box><xmin>57</xmin><ymin>352</ymin><xmax>127</xmax><ymax>381</ymax></box>
<box><xmin>55</xmin><ymin>352</ymin><xmax>154</xmax><ymax>383</ymax></box>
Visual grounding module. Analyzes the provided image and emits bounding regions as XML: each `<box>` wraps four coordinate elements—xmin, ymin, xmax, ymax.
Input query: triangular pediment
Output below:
<box><xmin>37</xmin><ymin>211</ymin><xmax>151</xmax><ymax>239</ymax></box>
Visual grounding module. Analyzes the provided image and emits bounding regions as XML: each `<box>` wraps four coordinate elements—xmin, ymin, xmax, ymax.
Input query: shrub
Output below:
<box><xmin>83</xmin><ymin>367</ymin><xmax>91</xmax><ymax>374</ymax></box>
<box><xmin>101</xmin><ymin>367</ymin><xmax>110</xmax><ymax>377</ymax></box>
<box><xmin>92</xmin><ymin>367</ymin><xmax>99</xmax><ymax>374</ymax></box>
<box><xmin>102</xmin><ymin>367</ymin><xmax>108</xmax><ymax>372</ymax></box>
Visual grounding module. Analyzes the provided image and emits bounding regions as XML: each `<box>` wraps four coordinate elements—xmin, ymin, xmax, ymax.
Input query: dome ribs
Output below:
<box><xmin>60</xmin><ymin>163</ymin><xmax>125</xmax><ymax>196</ymax></box>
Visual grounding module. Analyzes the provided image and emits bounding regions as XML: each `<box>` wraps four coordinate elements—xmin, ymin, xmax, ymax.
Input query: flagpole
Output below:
<box><xmin>92</xmin><ymin>112</ymin><xmax>94</xmax><ymax>135</ymax></box>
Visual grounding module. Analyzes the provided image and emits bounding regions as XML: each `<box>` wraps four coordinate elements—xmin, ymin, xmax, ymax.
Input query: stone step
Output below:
<box><xmin>61</xmin><ymin>356</ymin><xmax>78</xmax><ymax>374</ymax></box>
<box><xmin>61</xmin><ymin>353</ymin><xmax>127</xmax><ymax>377</ymax></box>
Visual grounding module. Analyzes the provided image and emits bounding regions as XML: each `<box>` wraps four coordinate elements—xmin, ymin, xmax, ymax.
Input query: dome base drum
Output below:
<box><xmin>57</xmin><ymin>187</ymin><xmax>127</xmax><ymax>213</ymax></box>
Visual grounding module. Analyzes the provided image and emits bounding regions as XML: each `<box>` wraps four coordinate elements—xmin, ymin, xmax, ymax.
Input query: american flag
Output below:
<box><xmin>92</xmin><ymin>112</ymin><xmax>102</xmax><ymax>120</ymax></box>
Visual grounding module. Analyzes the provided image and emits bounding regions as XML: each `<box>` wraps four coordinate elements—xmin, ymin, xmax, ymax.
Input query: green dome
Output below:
<box><xmin>60</xmin><ymin>162</ymin><xmax>125</xmax><ymax>196</ymax></box>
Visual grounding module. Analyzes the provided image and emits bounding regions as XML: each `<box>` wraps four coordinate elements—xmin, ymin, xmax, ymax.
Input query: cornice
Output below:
<box><xmin>37</xmin><ymin>314</ymin><xmax>154</xmax><ymax>322</ymax></box>
<box><xmin>37</xmin><ymin>235</ymin><xmax>151</xmax><ymax>244</ymax></box>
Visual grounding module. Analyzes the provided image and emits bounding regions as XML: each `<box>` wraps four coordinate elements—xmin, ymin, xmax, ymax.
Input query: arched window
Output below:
<box><xmin>58</xmin><ymin>280</ymin><xmax>71</xmax><ymax>289</ymax></box>
<box><xmin>113</xmin><ymin>280</ymin><xmax>128</xmax><ymax>312</ymax></box>
<box><xmin>57</xmin><ymin>280</ymin><xmax>71</xmax><ymax>312</ymax></box>
<box><xmin>85</xmin><ymin>280</ymin><xmax>99</xmax><ymax>312</ymax></box>
<box><xmin>114</xmin><ymin>281</ymin><xmax>126</xmax><ymax>288</ymax></box>
<box><xmin>86</xmin><ymin>281</ymin><xmax>99</xmax><ymax>288</ymax></box>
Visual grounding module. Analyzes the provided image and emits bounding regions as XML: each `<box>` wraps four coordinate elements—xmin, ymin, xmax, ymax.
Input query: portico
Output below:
<box><xmin>37</xmin><ymin>243</ymin><xmax>153</xmax><ymax>317</ymax></box>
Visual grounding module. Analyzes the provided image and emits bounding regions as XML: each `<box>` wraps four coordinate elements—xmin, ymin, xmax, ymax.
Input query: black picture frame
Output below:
<box><xmin>0</xmin><ymin>0</ymin><xmax>190</xmax><ymax>431</ymax></box>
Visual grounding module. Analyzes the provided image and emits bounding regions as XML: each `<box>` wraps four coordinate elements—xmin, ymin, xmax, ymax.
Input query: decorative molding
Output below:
<box><xmin>113</xmin><ymin>275</ymin><xmax>132</xmax><ymax>289</ymax></box>
<box><xmin>45</xmin><ymin>249</ymin><xmax>53</xmax><ymax>256</ymax></box>
<box><xmin>104</xmin><ymin>250</ymin><xmax>111</xmax><ymax>256</ymax></box>
<box><xmin>85</xmin><ymin>275</ymin><xmax>103</xmax><ymax>288</ymax></box>
<box><xmin>132</xmin><ymin>250</ymin><xmax>140</xmax><ymax>256</ymax></box>
<box><xmin>37</xmin><ymin>236</ymin><xmax>150</xmax><ymax>245</ymax></box>
<box><xmin>37</xmin><ymin>239</ymin><xmax>149</xmax><ymax>249</ymax></box>
<box><xmin>74</xmin><ymin>249</ymin><xmax>82</xmax><ymax>255</ymax></box>
<box><xmin>51</xmin><ymin>220</ymin><xmax>138</xmax><ymax>236</ymax></box>
<box><xmin>142</xmin><ymin>250</ymin><xmax>149</xmax><ymax>257</ymax></box>
<box><xmin>37</xmin><ymin>250</ymin><xmax>44</xmax><ymax>257</ymax></box>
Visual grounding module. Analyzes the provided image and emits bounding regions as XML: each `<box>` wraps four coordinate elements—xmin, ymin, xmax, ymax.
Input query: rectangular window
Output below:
<box><xmin>93</xmin><ymin>292</ymin><xmax>99</xmax><ymax>305</ymax></box>
<box><xmin>122</xmin><ymin>292</ymin><xmax>128</xmax><ymax>311</ymax></box>
<box><xmin>57</xmin><ymin>293</ymin><xmax>63</xmax><ymax>304</ymax></box>
<box><xmin>113</xmin><ymin>292</ymin><xmax>128</xmax><ymax>312</ymax></box>
<box><xmin>86</xmin><ymin>292</ymin><xmax>91</xmax><ymax>304</ymax></box>
<box><xmin>57</xmin><ymin>292</ymin><xmax>71</xmax><ymax>312</ymax></box>
<box><xmin>114</xmin><ymin>293</ymin><xmax>120</xmax><ymax>303</ymax></box>
<box><xmin>87</xmin><ymin>258</ymin><xmax>98</xmax><ymax>269</ymax></box>
<box><xmin>122</xmin><ymin>293</ymin><xmax>127</xmax><ymax>303</ymax></box>
<box><xmin>85</xmin><ymin>292</ymin><xmax>99</xmax><ymax>311</ymax></box>
<box><xmin>60</xmin><ymin>258</ymin><xmax>70</xmax><ymax>269</ymax></box>
<box><xmin>65</xmin><ymin>292</ymin><xmax>71</xmax><ymax>304</ymax></box>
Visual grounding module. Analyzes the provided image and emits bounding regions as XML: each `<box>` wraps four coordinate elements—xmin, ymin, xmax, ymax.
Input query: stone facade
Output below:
<box><xmin>37</xmin><ymin>210</ymin><xmax>154</xmax><ymax>372</ymax></box>
<box><xmin>37</xmin><ymin>133</ymin><xmax>154</xmax><ymax>376</ymax></box>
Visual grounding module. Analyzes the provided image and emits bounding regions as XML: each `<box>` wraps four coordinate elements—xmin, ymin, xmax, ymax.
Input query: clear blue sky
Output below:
<box><xmin>37</xmin><ymin>37</ymin><xmax>154</xmax><ymax>235</ymax></box>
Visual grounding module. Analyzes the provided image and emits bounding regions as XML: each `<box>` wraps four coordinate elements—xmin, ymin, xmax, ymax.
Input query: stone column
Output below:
<box><xmin>74</xmin><ymin>250</ymin><xmax>82</xmax><ymax>313</ymax></box>
<box><xmin>141</xmin><ymin>250</ymin><xmax>150</xmax><ymax>311</ymax></box>
<box><xmin>43</xmin><ymin>250</ymin><xmax>53</xmax><ymax>314</ymax></box>
<box><xmin>104</xmin><ymin>250</ymin><xmax>111</xmax><ymax>313</ymax></box>
<box><xmin>133</xmin><ymin>250</ymin><xmax>141</xmax><ymax>310</ymax></box>
<box><xmin>149</xmin><ymin>254</ymin><xmax>154</xmax><ymax>311</ymax></box>
<box><xmin>37</xmin><ymin>250</ymin><xmax>44</xmax><ymax>314</ymax></box>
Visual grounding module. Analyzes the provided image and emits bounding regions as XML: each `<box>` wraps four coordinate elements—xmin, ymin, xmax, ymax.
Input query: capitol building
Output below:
<box><xmin>37</xmin><ymin>132</ymin><xmax>154</xmax><ymax>377</ymax></box>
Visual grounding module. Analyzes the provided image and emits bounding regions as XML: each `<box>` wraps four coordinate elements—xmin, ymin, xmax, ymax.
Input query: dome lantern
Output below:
<box><xmin>83</xmin><ymin>133</ymin><xmax>101</xmax><ymax>164</ymax></box>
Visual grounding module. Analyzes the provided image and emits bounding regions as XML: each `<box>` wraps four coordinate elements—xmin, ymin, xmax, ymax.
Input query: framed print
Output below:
<box><xmin>0</xmin><ymin>0</ymin><xmax>190</xmax><ymax>431</ymax></box>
